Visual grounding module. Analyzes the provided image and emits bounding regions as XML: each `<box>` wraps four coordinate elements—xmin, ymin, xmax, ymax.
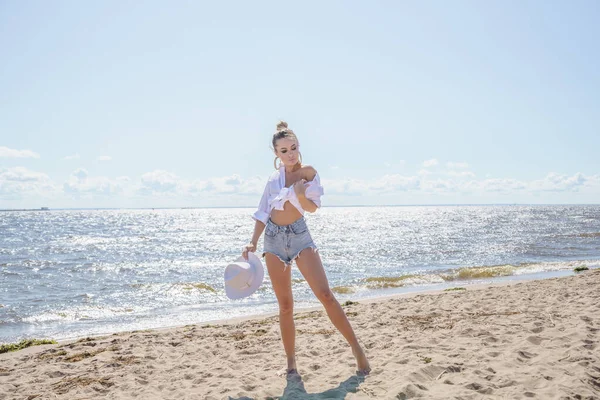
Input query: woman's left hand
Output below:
<box><xmin>293</xmin><ymin>179</ymin><xmax>307</xmax><ymax>197</ymax></box>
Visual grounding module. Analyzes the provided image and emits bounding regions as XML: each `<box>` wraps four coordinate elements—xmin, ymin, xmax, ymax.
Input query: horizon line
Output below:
<box><xmin>2</xmin><ymin>203</ymin><xmax>600</xmax><ymax>212</ymax></box>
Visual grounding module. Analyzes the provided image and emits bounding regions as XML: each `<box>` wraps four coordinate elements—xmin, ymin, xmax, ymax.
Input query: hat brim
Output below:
<box><xmin>224</xmin><ymin>252</ymin><xmax>264</xmax><ymax>300</ymax></box>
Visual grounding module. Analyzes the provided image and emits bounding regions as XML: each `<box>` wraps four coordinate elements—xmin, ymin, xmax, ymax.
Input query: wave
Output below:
<box><xmin>129</xmin><ymin>281</ymin><xmax>217</xmax><ymax>293</ymax></box>
<box><xmin>442</xmin><ymin>264</ymin><xmax>517</xmax><ymax>280</ymax></box>
<box><xmin>574</xmin><ymin>232</ymin><xmax>600</xmax><ymax>238</ymax></box>
<box><xmin>364</xmin><ymin>274</ymin><xmax>444</xmax><ymax>288</ymax></box>
<box><xmin>332</xmin><ymin>286</ymin><xmax>356</xmax><ymax>294</ymax></box>
<box><xmin>440</xmin><ymin>259</ymin><xmax>600</xmax><ymax>281</ymax></box>
<box><xmin>331</xmin><ymin>259</ymin><xmax>600</xmax><ymax>293</ymax></box>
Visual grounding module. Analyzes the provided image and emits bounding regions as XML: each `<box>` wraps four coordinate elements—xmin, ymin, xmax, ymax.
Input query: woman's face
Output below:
<box><xmin>274</xmin><ymin>137</ymin><xmax>300</xmax><ymax>167</ymax></box>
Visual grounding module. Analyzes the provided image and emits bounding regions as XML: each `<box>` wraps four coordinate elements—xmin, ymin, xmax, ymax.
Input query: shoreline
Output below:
<box><xmin>1</xmin><ymin>270</ymin><xmax>599</xmax><ymax>398</ymax></box>
<box><xmin>61</xmin><ymin>267</ymin><xmax>580</xmax><ymax>343</ymax></box>
<box><xmin>1</xmin><ymin>266</ymin><xmax>594</xmax><ymax>346</ymax></box>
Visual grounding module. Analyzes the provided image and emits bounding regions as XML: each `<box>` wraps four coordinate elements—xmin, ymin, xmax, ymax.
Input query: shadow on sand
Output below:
<box><xmin>229</xmin><ymin>373</ymin><xmax>366</xmax><ymax>400</ymax></box>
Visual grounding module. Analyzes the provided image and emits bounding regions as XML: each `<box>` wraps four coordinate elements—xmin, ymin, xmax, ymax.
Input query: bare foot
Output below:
<box><xmin>287</xmin><ymin>357</ymin><xmax>297</xmax><ymax>374</ymax></box>
<box><xmin>352</xmin><ymin>347</ymin><xmax>371</xmax><ymax>375</ymax></box>
<box><xmin>277</xmin><ymin>367</ymin><xmax>299</xmax><ymax>377</ymax></box>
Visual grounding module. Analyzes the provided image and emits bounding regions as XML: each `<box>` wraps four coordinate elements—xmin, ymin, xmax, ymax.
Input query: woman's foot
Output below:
<box><xmin>287</xmin><ymin>357</ymin><xmax>297</xmax><ymax>374</ymax></box>
<box><xmin>277</xmin><ymin>367</ymin><xmax>300</xmax><ymax>377</ymax></box>
<box><xmin>277</xmin><ymin>358</ymin><xmax>299</xmax><ymax>377</ymax></box>
<box><xmin>352</xmin><ymin>347</ymin><xmax>371</xmax><ymax>375</ymax></box>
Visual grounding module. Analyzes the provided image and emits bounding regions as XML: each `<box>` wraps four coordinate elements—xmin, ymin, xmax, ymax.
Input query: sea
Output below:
<box><xmin>1</xmin><ymin>205</ymin><xmax>600</xmax><ymax>344</ymax></box>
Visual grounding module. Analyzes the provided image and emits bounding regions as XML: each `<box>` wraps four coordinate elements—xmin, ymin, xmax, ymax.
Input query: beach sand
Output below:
<box><xmin>1</xmin><ymin>270</ymin><xmax>599</xmax><ymax>399</ymax></box>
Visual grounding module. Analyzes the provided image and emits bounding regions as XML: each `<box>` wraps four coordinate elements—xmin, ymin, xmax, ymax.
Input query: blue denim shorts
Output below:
<box><xmin>262</xmin><ymin>217</ymin><xmax>318</xmax><ymax>270</ymax></box>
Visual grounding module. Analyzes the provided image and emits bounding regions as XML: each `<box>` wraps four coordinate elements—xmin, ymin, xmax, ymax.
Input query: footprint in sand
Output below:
<box><xmin>394</xmin><ymin>383</ymin><xmax>429</xmax><ymax>399</ymax></box>
<box><xmin>517</xmin><ymin>350</ymin><xmax>537</xmax><ymax>362</ymax></box>
<box><xmin>526</xmin><ymin>336</ymin><xmax>543</xmax><ymax>345</ymax></box>
<box><xmin>465</xmin><ymin>382</ymin><xmax>493</xmax><ymax>394</ymax></box>
<box><xmin>582</xmin><ymin>339</ymin><xmax>596</xmax><ymax>350</ymax></box>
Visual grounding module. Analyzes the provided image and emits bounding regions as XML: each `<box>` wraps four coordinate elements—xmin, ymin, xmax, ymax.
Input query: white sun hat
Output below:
<box><xmin>224</xmin><ymin>252</ymin><xmax>264</xmax><ymax>299</ymax></box>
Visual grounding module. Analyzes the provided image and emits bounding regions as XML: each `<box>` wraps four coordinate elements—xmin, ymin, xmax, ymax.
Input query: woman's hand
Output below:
<box><xmin>293</xmin><ymin>179</ymin><xmax>307</xmax><ymax>197</ymax></box>
<box><xmin>242</xmin><ymin>242</ymin><xmax>257</xmax><ymax>260</ymax></box>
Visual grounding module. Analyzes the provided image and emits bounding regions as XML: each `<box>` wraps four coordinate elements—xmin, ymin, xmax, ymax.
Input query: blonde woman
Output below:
<box><xmin>242</xmin><ymin>121</ymin><xmax>371</xmax><ymax>376</ymax></box>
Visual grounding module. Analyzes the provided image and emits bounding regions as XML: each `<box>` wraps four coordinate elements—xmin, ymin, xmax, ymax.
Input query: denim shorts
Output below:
<box><xmin>262</xmin><ymin>217</ymin><xmax>318</xmax><ymax>270</ymax></box>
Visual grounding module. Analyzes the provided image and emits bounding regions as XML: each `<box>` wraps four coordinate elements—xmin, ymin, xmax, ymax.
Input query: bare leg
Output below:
<box><xmin>264</xmin><ymin>253</ymin><xmax>297</xmax><ymax>372</ymax></box>
<box><xmin>295</xmin><ymin>248</ymin><xmax>371</xmax><ymax>374</ymax></box>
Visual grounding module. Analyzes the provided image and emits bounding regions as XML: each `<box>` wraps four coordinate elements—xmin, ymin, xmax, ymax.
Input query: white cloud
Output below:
<box><xmin>2</xmin><ymin>165</ymin><xmax>598</xmax><ymax>208</ymax></box>
<box><xmin>422</xmin><ymin>158</ymin><xmax>438</xmax><ymax>168</ymax></box>
<box><xmin>464</xmin><ymin>178</ymin><xmax>527</xmax><ymax>193</ymax></box>
<box><xmin>129</xmin><ymin>170</ymin><xmax>597</xmax><ymax>200</ymax></box>
<box><xmin>198</xmin><ymin>175</ymin><xmax>264</xmax><ymax>196</ymax></box>
<box><xmin>0</xmin><ymin>167</ymin><xmax>58</xmax><ymax>200</ymax></box>
<box><xmin>72</xmin><ymin>168</ymin><xmax>88</xmax><ymax>180</ymax></box>
<box><xmin>418</xmin><ymin>169</ymin><xmax>432</xmax><ymax>176</ymax></box>
<box><xmin>0</xmin><ymin>167</ymin><xmax>47</xmax><ymax>182</ymax></box>
<box><xmin>63</xmin><ymin>153</ymin><xmax>80</xmax><ymax>160</ymax></box>
<box><xmin>529</xmin><ymin>172</ymin><xmax>586</xmax><ymax>192</ymax></box>
<box><xmin>421</xmin><ymin>178</ymin><xmax>457</xmax><ymax>193</ymax></box>
<box><xmin>322</xmin><ymin>178</ymin><xmax>371</xmax><ymax>196</ymax></box>
<box><xmin>327</xmin><ymin>172</ymin><xmax>594</xmax><ymax>197</ymax></box>
<box><xmin>138</xmin><ymin>170</ymin><xmax>180</xmax><ymax>195</ymax></box>
<box><xmin>97</xmin><ymin>155</ymin><xmax>112</xmax><ymax>162</ymax></box>
<box><xmin>447</xmin><ymin>162</ymin><xmax>469</xmax><ymax>169</ymax></box>
<box><xmin>585</xmin><ymin>174</ymin><xmax>600</xmax><ymax>188</ymax></box>
<box><xmin>324</xmin><ymin>174</ymin><xmax>419</xmax><ymax>196</ymax></box>
<box><xmin>0</xmin><ymin>146</ymin><xmax>40</xmax><ymax>159</ymax></box>
<box><xmin>136</xmin><ymin>170</ymin><xmax>266</xmax><ymax>198</ymax></box>
<box><xmin>63</xmin><ymin>168</ymin><xmax>127</xmax><ymax>197</ymax></box>
<box><xmin>371</xmin><ymin>174</ymin><xmax>420</xmax><ymax>193</ymax></box>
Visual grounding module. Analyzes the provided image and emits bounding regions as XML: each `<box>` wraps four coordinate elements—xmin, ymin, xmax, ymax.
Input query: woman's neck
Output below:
<box><xmin>284</xmin><ymin>163</ymin><xmax>301</xmax><ymax>174</ymax></box>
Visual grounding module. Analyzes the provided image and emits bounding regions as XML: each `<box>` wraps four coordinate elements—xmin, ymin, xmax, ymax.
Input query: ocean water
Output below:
<box><xmin>1</xmin><ymin>205</ymin><xmax>600</xmax><ymax>343</ymax></box>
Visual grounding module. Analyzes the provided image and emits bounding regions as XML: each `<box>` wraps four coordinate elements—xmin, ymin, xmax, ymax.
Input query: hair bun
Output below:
<box><xmin>276</xmin><ymin>120</ymin><xmax>289</xmax><ymax>131</ymax></box>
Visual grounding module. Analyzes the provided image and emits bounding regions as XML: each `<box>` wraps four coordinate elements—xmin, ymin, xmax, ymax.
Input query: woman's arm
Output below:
<box><xmin>244</xmin><ymin>178</ymin><xmax>271</xmax><ymax>259</ymax></box>
<box><xmin>296</xmin><ymin>189</ymin><xmax>318</xmax><ymax>213</ymax></box>
<box><xmin>243</xmin><ymin>220</ymin><xmax>266</xmax><ymax>260</ymax></box>
<box><xmin>250</xmin><ymin>220</ymin><xmax>266</xmax><ymax>247</ymax></box>
<box><xmin>293</xmin><ymin>166</ymin><xmax>321</xmax><ymax>213</ymax></box>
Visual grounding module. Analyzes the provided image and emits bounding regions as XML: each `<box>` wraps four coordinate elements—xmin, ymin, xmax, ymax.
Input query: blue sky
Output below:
<box><xmin>1</xmin><ymin>0</ymin><xmax>599</xmax><ymax>209</ymax></box>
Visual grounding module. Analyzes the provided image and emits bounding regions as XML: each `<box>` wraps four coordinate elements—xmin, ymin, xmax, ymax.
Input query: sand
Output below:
<box><xmin>1</xmin><ymin>270</ymin><xmax>599</xmax><ymax>399</ymax></box>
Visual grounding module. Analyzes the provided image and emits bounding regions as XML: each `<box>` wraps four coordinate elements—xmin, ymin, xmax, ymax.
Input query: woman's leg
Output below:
<box><xmin>295</xmin><ymin>248</ymin><xmax>371</xmax><ymax>373</ymax></box>
<box><xmin>264</xmin><ymin>253</ymin><xmax>296</xmax><ymax>371</ymax></box>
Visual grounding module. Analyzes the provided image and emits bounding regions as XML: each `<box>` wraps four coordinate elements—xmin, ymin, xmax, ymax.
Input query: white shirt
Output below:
<box><xmin>252</xmin><ymin>164</ymin><xmax>324</xmax><ymax>224</ymax></box>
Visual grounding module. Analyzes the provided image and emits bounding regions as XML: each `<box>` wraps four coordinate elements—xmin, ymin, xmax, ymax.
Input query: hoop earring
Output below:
<box><xmin>273</xmin><ymin>157</ymin><xmax>280</xmax><ymax>170</ymax></box>
<box><xmin>298</xmin><ymin>152</ymin><xmax>303</xmax><ymax>165</ymax></box>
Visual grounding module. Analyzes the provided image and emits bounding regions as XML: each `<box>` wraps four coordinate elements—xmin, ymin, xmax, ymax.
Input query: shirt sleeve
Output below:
<box><xmin>304</xmin><ymin>172</ymin><xmax>324</xmax><ymax>208</ymax></box>
<box><xmin>252</xmin><ymin>181</ymin><xmax>270</xmax><ymax>224</ymax></box>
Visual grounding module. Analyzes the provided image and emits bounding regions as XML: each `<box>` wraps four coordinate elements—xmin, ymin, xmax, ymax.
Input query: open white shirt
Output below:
<box><xmin>252</xmin><ymin>164</ymin><xmax>324</xmax><ymax>224</ymax></box>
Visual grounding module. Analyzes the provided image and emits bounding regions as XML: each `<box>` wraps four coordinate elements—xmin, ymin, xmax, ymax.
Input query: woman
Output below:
<box><xmin>242</xmin><ymin>121</ymin><xmax>371</xmax><ymax>376</ymax></box>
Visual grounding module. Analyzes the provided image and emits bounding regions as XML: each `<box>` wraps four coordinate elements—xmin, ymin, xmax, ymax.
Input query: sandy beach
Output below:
<box><xmin>1</xmin><ymin>270</ymin><xmax>599</xmax><ymax>399</ymax></box>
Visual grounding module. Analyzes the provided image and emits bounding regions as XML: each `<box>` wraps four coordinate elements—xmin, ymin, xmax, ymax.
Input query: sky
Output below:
<box><xmin>1</xmin><ymin>0</ymin><xmax>599</xmax><ymax>209</ymax></box>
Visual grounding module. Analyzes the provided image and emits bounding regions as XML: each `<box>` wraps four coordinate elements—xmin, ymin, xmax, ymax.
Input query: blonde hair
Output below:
<box><xmin>272</xmin><ymin>120</ymin><xmax>298</xmax><ymax>149</ymax></box>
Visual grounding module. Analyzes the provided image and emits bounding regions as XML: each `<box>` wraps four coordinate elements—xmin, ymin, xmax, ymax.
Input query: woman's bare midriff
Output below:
<box><xmin>270</xmin><ymin>201</ymin><xmax>303</xmax><ymax>226</ymax></box>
